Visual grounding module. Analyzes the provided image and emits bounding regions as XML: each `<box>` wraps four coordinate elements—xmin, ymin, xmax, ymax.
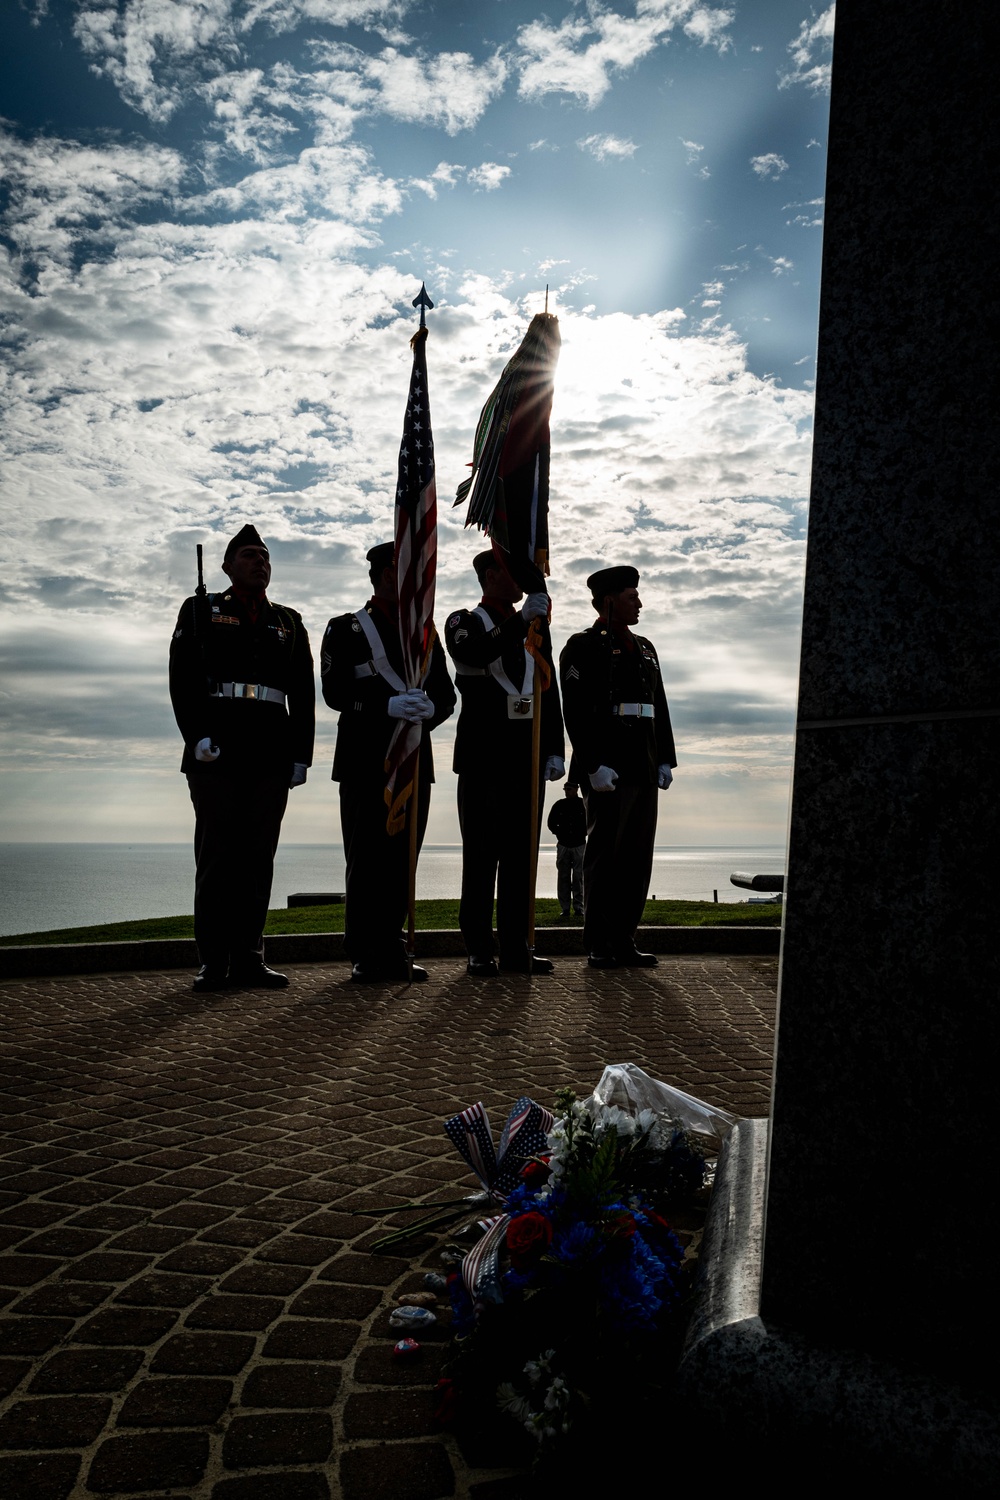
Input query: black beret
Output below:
<box><xmin>366</xmin><ymin>542</ymin><xmax>395</xmax><ymax>573</ymax></box>
<box><xmin>587</xmin><ymin>565</ymin><xmax>639</xmax><ymax>597</ymax></box>
<box><xmin>223</xmin><ymin>523</ymin><xmax>266</xmax><ymax>563</ymax></box>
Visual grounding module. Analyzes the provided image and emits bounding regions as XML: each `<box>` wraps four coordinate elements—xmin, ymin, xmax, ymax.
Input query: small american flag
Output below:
<box><xmin>443</xmin><ymin>1102</ymin><xmax>498</xmax><ymax>1191</ymax></box>
<box><xmin>385</xmin><ymin>318</ymin><xmax>437</xmax><ymax>834</ymax></box>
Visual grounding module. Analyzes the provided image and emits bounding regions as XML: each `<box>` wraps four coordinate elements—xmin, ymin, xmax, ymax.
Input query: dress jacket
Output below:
<box><xmin>559</xmin><ymin>620</ymin><xmax>676</xmax><ymax>785</ymax></box>
<box><xmin>169</xmin><ymin>591</ymin><xmax>314</xmax><ymax>777</ymax></box>
<box><xmin>445</xmin><ymin>602</ymin><xmax>564</xmax><ymax>775</ymax></box>
<box><xmin>320</xmin><ymin>601</ymin><xmax>455</xmax><ymax>784</ymax></box>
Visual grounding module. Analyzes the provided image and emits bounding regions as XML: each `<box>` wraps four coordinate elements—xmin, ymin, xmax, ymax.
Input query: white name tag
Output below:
<box><xmin>507</xmin><ymin>695</ymin><xmax>533</xmax><ymax>719</ymax></box>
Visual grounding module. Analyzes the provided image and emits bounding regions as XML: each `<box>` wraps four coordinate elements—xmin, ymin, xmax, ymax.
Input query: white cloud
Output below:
<box><xmin>578</xmin><ymin>133</ymin><xmax>637</xmax><ymax>162</ymax></box>
<box><xmin>784</xmin><ymin>196</ymin><xmax>824</xmax><ymax>228</ymax></box>
<box><xmin>750</xmin><ymin>152</ymin><xmax>789</xmax><ymax>179</ymax></box>
<box><xmin>466</xmin><ymin>162</ymin><xmax>511</xmax><ymax>191</ymax></box>
<box><xmin>72</xmin><ymin>0</ymin><xmax>413</xmax><ymax>121</ymax></box>
<box><xmin>680</xmin><ymin>136</ymin><xmax>710</xmax><ymax>177</ymax></box>
<box><xmin>780</xmin><ymin>5</ymin><xmax>835</xmax><ymax>93</ymax></box>
<box><xmin>312</xmin><ymin>41</ymin><xmax>507</xmax><ymax>134</ymax></box>
<box><xmin>517</xmin><ymin>1</ymin><xmax>732</xmax><ymax>108</ymax></box>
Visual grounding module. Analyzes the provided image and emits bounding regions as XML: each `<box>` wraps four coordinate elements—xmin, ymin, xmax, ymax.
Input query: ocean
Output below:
<box><xmin>0</xmin><ymin>843</ymin><xmax>787</xmax><ymax>938</ymax></box>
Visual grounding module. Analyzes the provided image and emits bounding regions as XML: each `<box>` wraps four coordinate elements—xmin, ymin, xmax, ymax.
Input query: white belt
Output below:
<box><xmin>613</xmin><ymin>702</ymin><xmax>655</xmax><ymax>718</ymax></box>
<box><xmin>211</xmin><ymin>683</ymin><xmax>286</xmax><ymax>705</ymax></box>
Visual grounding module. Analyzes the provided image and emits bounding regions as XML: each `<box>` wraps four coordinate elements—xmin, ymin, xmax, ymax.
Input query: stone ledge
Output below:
<box><xmin>0</xmin><ymin>924</ymin><xmax>780</xmax><ymax>979</ymax></box>
<box><xmin>678</xmin><ymin>1119</ymin><xmax>1000</xmax><ymax>1485</ymax></box>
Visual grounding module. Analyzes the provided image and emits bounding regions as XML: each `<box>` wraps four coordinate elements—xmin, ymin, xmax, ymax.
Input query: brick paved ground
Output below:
<box><xmin>1</xmin><ymin>956</ymin><xmax>777</xmax><ymax>1499</ymax></box>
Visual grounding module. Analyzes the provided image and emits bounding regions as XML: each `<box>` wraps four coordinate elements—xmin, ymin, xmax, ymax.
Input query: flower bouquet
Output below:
<box><xmin>437</xmin><ymin>1068</ymin><xmax>731</xmax><ymax>1475</ymax></box>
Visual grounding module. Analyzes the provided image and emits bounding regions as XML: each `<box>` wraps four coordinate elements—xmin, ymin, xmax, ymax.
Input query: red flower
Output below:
<box><xmin>603</xmin><ymin>1211</ymin><xmax>637</xmax><ymax>1239</ymax></box>
<box><xmin>520</xmin><ymin>1155</ymin><xmax>551</xmax><ymax>1185</ymax></box>
<box><xmin>506</xmin><ymin>1210</ymin><xmax>554</xmax><ymax>1271</ymax></box>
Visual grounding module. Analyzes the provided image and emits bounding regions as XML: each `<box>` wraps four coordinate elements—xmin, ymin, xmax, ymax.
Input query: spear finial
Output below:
<box><xmin>412</xmin><ymin>282</ymin><xmax>434</xmax><ymax>328</ymax></box>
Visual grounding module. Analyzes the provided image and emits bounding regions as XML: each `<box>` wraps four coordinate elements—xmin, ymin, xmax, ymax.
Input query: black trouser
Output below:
<box><xmin>340</xmin><ymin>775</ymin><xmax>430</xmax><ymax>972</ymax></box>
<box><xmin>458</xmin><ymin>764</ymin><xmax>545</xmax><ymax>967</ymax></box>
<box><xmin>188</xmin><ymin>771</ymin><xmax>289</xmax><ymax>972</ymax></box>
<box><xmin>581</xmin><ymin>781</ymin><xmax>658</xmax><ymax>956</ymax></box>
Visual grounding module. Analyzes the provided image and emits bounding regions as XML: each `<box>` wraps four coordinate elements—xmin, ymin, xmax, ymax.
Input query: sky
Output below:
<box><xmin>0</xmin><ymin>0</ymin><xmax>834</xmax><ymax>849</ymax></box>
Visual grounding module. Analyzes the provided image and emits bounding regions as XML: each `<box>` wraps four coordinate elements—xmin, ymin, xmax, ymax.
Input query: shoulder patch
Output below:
<box><xmin>447</xmin><ymin>613</ymin><xmax>461</xmax><ymax>630</ymax></box>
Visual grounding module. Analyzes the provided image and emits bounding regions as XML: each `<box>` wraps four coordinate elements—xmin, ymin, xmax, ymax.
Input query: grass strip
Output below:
<box><xmin>0</xmin><ymin>897</ymin><xmax>781</xmax><ymax>947</ymax></box>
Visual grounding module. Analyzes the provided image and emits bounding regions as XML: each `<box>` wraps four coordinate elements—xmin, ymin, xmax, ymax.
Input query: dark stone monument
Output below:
<box><xmin>679</xmin><ymin>0</ymin><xmax>998</xmax><ymax>1481</ymax></box>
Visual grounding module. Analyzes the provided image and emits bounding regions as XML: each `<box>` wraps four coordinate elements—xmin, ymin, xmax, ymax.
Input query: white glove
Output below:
<box><xmin>544</xmin><ymin>755</ymin><xmax>565</xmax><ymax>782</ymax></box>
<box><xmin>388</xmin><ymin>690</ymin><xmax>434</xmax><ymax>723</ymax></box>
<box><xmin>194</xmin><ymin>737</ymin><xmax>220</xmax><ymax>763</ymax></box>
<box><xmin>589</xmin><ymin>765</ymin><xmax>618</xmax><ymax>793</ymax></box>
<box><xmin>657</xmin><ymin>764</ymin><xmax>674</xmax><ymax>790</ymax></box>
<box><xmin>521</xmin><ymin>591</ymin><xmax>549</xmax><ymax>622</ymax></box>
<box><xmin>289</xmin><ymin>763</ymin><xmax>308</xmax><ymax>789</ymax></box>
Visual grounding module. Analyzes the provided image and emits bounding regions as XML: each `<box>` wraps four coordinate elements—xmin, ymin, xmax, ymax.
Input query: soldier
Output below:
<box><xmin>446</xmin><ymin>550</ymin><xmax>565</xmax><ymax>976</ymax></box>
<box><xmin>559</xmin><ymin>565</ymin><xmax>676</xmax><ymax>968</ymax></box>
<box><xmin>321</xmin><ymin>542</ymin><xmax>455</xmax><ymax>983</ymax></box>
<box><xmin>546</xmin><ymin>774</ymin><xmax>587</xmax><ymax>920</ymax></box>
<box><xmin>169</xmin><ymin>524</ymin><xmax>315</xmax><ymax>993</ymax></box>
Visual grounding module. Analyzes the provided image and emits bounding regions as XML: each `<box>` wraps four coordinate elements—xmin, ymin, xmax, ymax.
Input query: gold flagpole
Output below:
<box><xmin>406</xmin><ymin>742</ymin><xmax>420</xmax><ymax>985</ymax></box>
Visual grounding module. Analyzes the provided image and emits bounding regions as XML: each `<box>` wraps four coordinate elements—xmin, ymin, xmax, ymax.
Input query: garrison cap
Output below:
<box><xmin>366</xmin><ymin>542</ymin><xmax>395</xmax><ymax>575</ymax></box>
<box><xmin>587</xmin><ymin>565</ymin><xmax>639</xmax><ymax>598</ymax></box>
<box><xmin>223</xmin><ymin>523</ymin><xmax>266</xmax><ymax>563</ymax></box>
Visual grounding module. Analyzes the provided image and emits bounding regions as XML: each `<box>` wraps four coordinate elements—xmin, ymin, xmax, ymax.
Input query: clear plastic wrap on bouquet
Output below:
<box><xmin>586</xmin><ymin>1062</ymin><xmax>737</xmax><ymax>1153</ymax></box>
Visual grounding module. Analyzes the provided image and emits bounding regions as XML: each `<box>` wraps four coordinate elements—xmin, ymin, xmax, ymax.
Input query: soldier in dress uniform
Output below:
<box><xmin>169</xmin><ymin>524</ymin><xmax>315</xmax><ymax>993</ymax></box>
<box><xmin>445</xmin><ymin>550</ymin><xmax>565</xmax><ymax>976</ymax></box>
<box><xmin>559</xmin><ymin>565</ymin><xmax>676</xmax><ymax>968</ymax></box>
<box><xmin>320</xmin><ymin>542</ymin><xmax>455</xmax><ymax>983</ymax></box>
<box><xmin>546</xmin><ymin>773</ymin><xmax>587</xmax><ymax>920</ymax></box>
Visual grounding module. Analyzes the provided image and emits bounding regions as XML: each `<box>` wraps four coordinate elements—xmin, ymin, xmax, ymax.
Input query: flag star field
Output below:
<box><xmin>0</xmin><ymin>0</ymin><xmax>834</xmax><ymax>847</ymax></box>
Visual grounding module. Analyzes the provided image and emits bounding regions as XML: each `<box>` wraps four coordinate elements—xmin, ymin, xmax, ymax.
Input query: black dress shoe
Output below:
<box><xmin>588</xmin><ymin>953</ymin><xmax>621</xmax><ymax>969</ymax></box>
<box><xmin>466</xmin><ymin>956</ymin><xmax>499</xmax><ymax>977</ymax></box>
<box><xmin>499</xmin><ymin>955</ymin><xmax>555</xmax><ymax>975</ymax></box>
<box><xmin>230</xmin><ymin>964</ymin><xmax>289</xmax><ymax>989</ymax></box>
<box><xmin>192</xmin><ymin>965</ymin><xmax>229</xmax><ymax>993</ymax></box>
<box><xmin>351</xmin><ymin>963</ymin><xmax>428</xmax><ymax>983</ymax></box>
<box><xmin>616</xmin><ymin>947</ymin><xmax>658</xmax><ymax>968</ymax></box>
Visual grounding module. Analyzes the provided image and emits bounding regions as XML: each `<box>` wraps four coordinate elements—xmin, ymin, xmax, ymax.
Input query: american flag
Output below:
<box><xmin>443</xmin><ymin>1102</ymin><xmax>498</xmax><ymax>1192</ymax></box>
<box><xmin>443</xmin><ymin>1096</ymin><xmax>554</xmax><ymax>1197</ymax></box>
<box><xmin>384</xmin><ymin>317</ymin><xmax>437</xmax><ymax>835</ymax></box>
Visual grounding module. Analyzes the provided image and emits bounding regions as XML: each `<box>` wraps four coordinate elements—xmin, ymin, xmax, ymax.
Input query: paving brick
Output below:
<box><xmin>153</xmin><ymin>1204</ymin><xmax>233</xmax><ymax>1228</ymax></box>
<box><xmin>114</xmin><ymin>1184</ymin><xmax>189</xmax><ymax>1208</ymax></box>
<box><xmin>0</xmin><ymin>1453</ymin><xmax>81</xmax><ymax>1500</ymax></box>
<box><xmin>260</xmin><ymin>1319</ymin><xmax>356</xmax><ymax>1361</ymax></box>
<box><xmin>0</xmin><ymin>1315</ymin><xmax>74</xmax><ymax>1355</ymax></box>
<box><xmin>29</xmin><ymin>1347</ymin><xmax>145</xmax><ymax>1393</ymax></box>
<box><xmin>254</xmin><ymin>1235</ymin><xmax>342</xmax><ymax>1267</ymax></box>
<box><xmin>87</xmin><ymin>1432</ymin><xmax>210</xmax><ymax>1492</ymax></box>
<box><xmin>42</xmin><ymin>1180</ymin><xmax>120</xmax><ymax>1206</ymax></box>
<box><xmin>318</xmin><ymin>1253</ymin><xmax>409</xmax><ymax>1287</ymax></box>
<box><xmin>219</xmin><ymin>1264</ymin><xmax>310</xmax><ymax>1297</ymax></box>
<box><xmin>0</xmin><ymin>1358</ymin><xmax>30</xmax><ymax>1398</ymax></box>
<box><xmin>66</xmin><ymin>1206</ymin><xmax>150</xmax><ymax>1230</ymax></box>
<box><xmin>339</xmin><ymin>1441</ymin><xmax>455</xmax><ymax>1500</ymax></box>
<box><xmin>197</xmin><ymin>1185</ymin><xmax>269</xmax><ymax>1207</ymax></box>
<box><xmin>150</xmin><ymin>1332</ymin><xmax>256</xmax><ymax>1375</ymax></box>
<box><xmin>343</xmin><ymin>1390</ymin><xmax>436</xmax><ymax>1439</ymax></box>
<box><xmin>0</xmin><ymin>1255</ymin><xmax>62</xmax><ymax>1286</ymax></box>
<box><xmin>107</xmin><ymin>1225</ymin><xmax>192</xmax><ymax>1253</ymax></box>
<box><xmin>240</xmin><ymin>1363</ymin><xmax>341</xmax><ymax>1408</ymax></box>
<box><xmin>222</xmin><ymin>1411</ymin><xmax>333</xmax><ymax>1468</ymax></box>
<box><xmin>68</xmin><ymin>1250</ymin><xmax>154</xmax><ymax>1282</ymax></box>
<box><xmin>158</xmin><ymin>1244</ymin><xmax>245</xmax><ymax>1275</ymax></box>
<box><xmin>353</xmin><ymin>1344</ymin><xmax>447</xmax><ymax>1387</ymax></box>
<box><xmin>11</xmin><ymin>1278</ymin><xmax>110</xmax><ymax>1314</ymax></box>
<box><xmin>212</xmin><ymin>1475</ymin><xmax>330</xmax><ymax>1500</ymax></box>
<box><xmin>0</xmin><ymin>1394</ymin><xmax>112</xmax><ymax>1448</ymax></box>
<box><xmin>288</xmin><ymin>1284</ymin><xmax>382</xmax><ymax>1320</ymax></box>
<box><xmin>294</xmin><ymin>1211</ymin><xmax>367</xmax><ymax>1239</ymax></box>
<box><xmin>117</xmin><ymin>1377</ymin><xmax>233</xmax><ymax>1427</ymax></box>
<box><xmin>184</xmin><ymin>1295</ymin><xmax>283</xmax><ymax>1331</ymax></box>
<box><xmin>198</xmin><ymin>1220</ymin><xmax>281</xmax><ymax>1249</ymax></box>
<box><xmin>1</xmin><ymin>1202</ymin><xmax>66</xmax><ymax>1227</ymax></box>
<box><xmin>236</xmin><ymin>1200</ymin><xmax>310</xmax><ymax>1225</ymax></box>
<box><xmin>72</xmin><ymin>1306</ymin><xmax>177</xmax><ymax>1345</ymax></box>
<box><xmin>112</xmin><ymin>1271</ymin><xmax>212</xmax><ymax>1310</ymax></box>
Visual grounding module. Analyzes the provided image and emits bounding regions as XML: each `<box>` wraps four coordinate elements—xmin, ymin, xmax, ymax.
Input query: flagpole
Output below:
<box><xmin>527</xmin><ymin>659</ymin><xmax>543</xmax><ymax>963</ymax></box>
<box><xmin>406</xmin><ymin>743</ymin><xmax>420</xmax><ymax>984</ymax></box>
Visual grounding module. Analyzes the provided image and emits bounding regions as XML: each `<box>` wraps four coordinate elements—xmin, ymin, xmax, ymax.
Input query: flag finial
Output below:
<box><xmin>412</xmin><ymin>282</ymin><xmax>434</xmax><ymax>328</ymax></box>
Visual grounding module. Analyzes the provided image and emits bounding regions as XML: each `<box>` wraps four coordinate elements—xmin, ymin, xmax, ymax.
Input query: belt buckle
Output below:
<box><xmin>246</xmin><ymin>684</ymin><xmax>257</xmax><ymax>700</ymax></box>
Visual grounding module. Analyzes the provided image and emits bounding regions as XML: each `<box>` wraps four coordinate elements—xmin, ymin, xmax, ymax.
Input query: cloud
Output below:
<box><xmin>517</xmin><ymin>1</ymin><xmax>732</xmax><ymax>108</ymax></box>
<box><xmin>71</xmin><ymin>0</ymin><xmax>414</xmax><ymax>121</ymax></box>
<box><xmin>750</xmin><ymin>152</ymin><xmax>789</xmax><ymax>179</ymax></box>
<box><xmin>577</xmin><ymin>133</ymin><xmax>637</xmax><ymax>162</ymax></box>
<box><xmin>313</xmin><ymin>41</ymin><xmax>507</xmax><ymax>134</ymax></box>
<box><xmin>466</xmin><ymin>162</ymin><xmax>511</xmax><ymax>191</ymax></box>
<box><xmin>784</xmin><ymin>196</ymin><xmax>824</xmax><ymax>228</ymax></box>
<box><xmin>680</xmin><ymin>136</ymin><xmax>710</xmax><ymax>177</ymax></box>
<box><xmin>780</xmin><ymin>4</ymin><xmax>835</xmax><ymax>93</ymax></box>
